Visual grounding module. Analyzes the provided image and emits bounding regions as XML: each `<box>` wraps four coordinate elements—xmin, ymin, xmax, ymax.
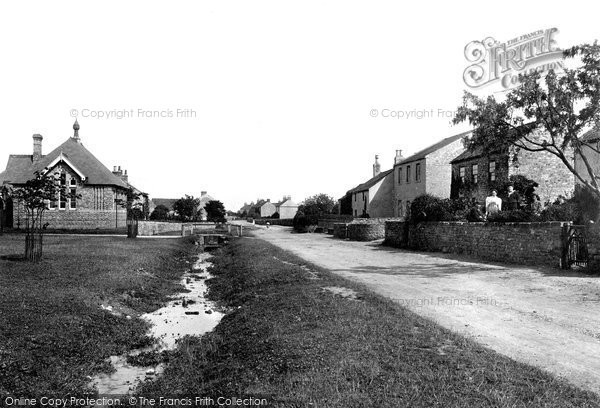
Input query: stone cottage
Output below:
<box><xmin>248</xmin><ymin>199</ymin><xmax>277</xmax><ymax>218</ymax></box>
<box><xmin>347</xmin><ymin>155</ymin><xmax>396</xmax><ymax>217</ymax></box>
<box><xmin>450</xmin><ymin>132</ymin><xmax>574</xmax><ymax>204</ymax></box>
<box><xmin>274</xmin><ymin>196</ymin><xmax>298</xmax><ymax>219</ymax></box>
<box><xmin>393</xmin><ymin>132</ymin><xmax>467</xmax><ymax>218</ymax></box>
<box><xmin>0</xmin><ymin>121</ymin><xmax>146</xmax><ymax>230</ymax></box>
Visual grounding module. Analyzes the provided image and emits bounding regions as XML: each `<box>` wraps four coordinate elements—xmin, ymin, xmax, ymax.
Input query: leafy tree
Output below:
<box><xmin>173</xmin><ymin>195</ymin><xmax>201</xmax><ymax>221</ymax></box>
<box><xmin>204</xmin><ymin>200</ymin><xmax>226</xmax><ymax>223</ymax></box>
<box><xmin>115</xmin><ymin>187</ymin><xmax>145</xmax><ymax>238</ymax></box>
<box><xmin>115</xmin><ymin>187</ymin><xmax>144</xmax><ymax>220</ymax></box>
<box><xmin>453</xmin><ymin>43</ymin><xmax>600</xmax><ymax>204</ymax></box>
<box><xmin>150</xmin><ymin>204</ymin><xmax>170</xmax><ymax>220</ymax></box>
<box><xmin>298</xmin><ymin>193</ymin><xmax>336</xmax><ymax>216</ymax></box>
<box><xmin>11</xmin><ymin>171</ymin><xmax>79</xmax><ymax>261</ymax></box>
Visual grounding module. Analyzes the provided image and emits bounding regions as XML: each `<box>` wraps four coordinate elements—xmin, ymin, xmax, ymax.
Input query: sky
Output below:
<box><xmin>0</xmin><ymin>1</ymin><xmax>598</xmax><ymax>211</ymax></box>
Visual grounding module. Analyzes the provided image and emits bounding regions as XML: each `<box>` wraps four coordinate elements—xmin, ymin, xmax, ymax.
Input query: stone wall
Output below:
<box><xmin>318</xmin><ymin>216</ymin><xmax>354</xmax><ymax>232</ymax></box>
<box><xmin>384</xmin><ymin>220</ymin><xmax>568</xmax><ymax>267</ymax></box>
<box><xmin>333</xmin><ymin>223</ymin><xmax>348</xmax><ymax>239</ymax></box>
<box><xmin>138</xmin><ymin>221</ymin><xmax>183</xmax><ymax>236</ymax></box>
<box><xmin>384</xmin><ymin>221</ymin><xmax>409</xmax><ymax>247</ymax></box>
<box><xmin>334</xmin><ymin>218</ymin><xmax>401</xmax><ymax>241</ymax></box>
<box><xmin>11</xmin><ymin>183</ymin><xmax>129</xmax><ymax>230</ymax></box>
<box><xmin>347</xmin><ymin>222</ymin><xmax>385</xmax><ymax>241</ymax></box>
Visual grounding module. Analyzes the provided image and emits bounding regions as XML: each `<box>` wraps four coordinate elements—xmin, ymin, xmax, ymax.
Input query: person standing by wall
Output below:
<box><xmin>485</xmin><ymin>190</ymin><xmax>502</xmax><ymax>217</ymax></box>
<box><xmin>506</xmin><ymin>185</ymin><xmax>521</xmax><ymax>210</ymax></box>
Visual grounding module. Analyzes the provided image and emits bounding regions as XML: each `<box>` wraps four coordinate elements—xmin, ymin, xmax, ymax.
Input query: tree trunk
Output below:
<box><xmin>25</xmin><ymin>233</ymin><xmax>43</xmax><ymax>262</ymax></box>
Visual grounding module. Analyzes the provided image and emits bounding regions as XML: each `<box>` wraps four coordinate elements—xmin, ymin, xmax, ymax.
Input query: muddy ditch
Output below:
<box><xmin>90</xmin><ymin>251</ymin><xmax>223</xmax><ymax>395</ymax></box>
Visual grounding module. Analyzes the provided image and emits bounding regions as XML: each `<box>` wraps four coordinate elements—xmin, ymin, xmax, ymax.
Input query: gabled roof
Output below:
<box><xmin>0</xmin><ymin>137</ymin><xmax>129</xmax><ymax>188</ymax></box>
<box><xmin>348</xmin><ymin>169</ymin><xmax>393</xmax><ymax>194</ymax></box>
<box><xmin>395</xmin><ymin>130</ymin><xmax>470</xmax><ymax>166</ymax></box>
<box><xmin>198</xmin><ymin>194</ymin><xmax>214</xmax><ymax>207</ymax></box>
<box><xmin>152</xmin><ymin>198</ymin><xmax>178</xmax><ymax>209</ymax></box>
<box><xmin>275</xmin><ymin>198</ymin><xmax>297</xmax><ymax>207</ymax></box>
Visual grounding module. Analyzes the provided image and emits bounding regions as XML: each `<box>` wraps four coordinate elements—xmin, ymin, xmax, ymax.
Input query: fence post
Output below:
<box><xmin>560</xmin><ymin>222</ymin><xmax>570</xmax><ymax>269</ymax></box>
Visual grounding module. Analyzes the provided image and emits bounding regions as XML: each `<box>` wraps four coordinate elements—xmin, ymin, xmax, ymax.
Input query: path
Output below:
<box><xmin>242</xmin><ymin>223</ymin><xmax>600</xmax><ymax>395</ymax></box>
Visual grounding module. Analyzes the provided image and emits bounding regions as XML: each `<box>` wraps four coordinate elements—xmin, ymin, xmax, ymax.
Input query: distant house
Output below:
<box><xmin>150</xmin><ymin>198</ymin><xmax>179</xmax><ymax>217</ymax></box>
<box><xmin>347</xmin><ymin>155</ymin><xmax>395</xmax><ymax>218</ymax></box>
<box><xmin>151</xmin><ymin>191</ymin><xmax>214</xmax><ymax>221</ymax></box>
<box><xmin>197</xmin><ymin>191</ymin><xmax>214</xmax><ymax>221</ymax></box>
<box><xmin>393</xmin><ymin>132</ymin><xmax>466</xmax><ymax>218</ymax></box>
<box><xmin>0</xmin><ymin>121</ymin><xmax>146</xmax><ymax>230</ymax></box>
<box><xmin>450</xmin><ymin>131</ymin><xmax>574</xmax><ymax>205</ymax></box>
<box><xmin>248</xmin><ymin>199</ymin><xmax>277</xmax><ymax>218</ymax></box>
<box><xmin>274</xmin><ymin>196</ymin><xmax>298</xmax><ymax>219</ymax></box>
<box><xmin>239</xmin><ymin>202</ymin><xmax>254</xmax><ymax>217</ymax></box>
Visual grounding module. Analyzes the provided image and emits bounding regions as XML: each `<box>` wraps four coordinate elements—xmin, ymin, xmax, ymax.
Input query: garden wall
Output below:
<box><xmin>384</xmin><ymin>220</ymin><xmax>568</xmax><ymax>267</ymax></box>
<box><xmin>318</xmin><ymin>216</ymin><xmax>354</xmax><ymax>232</ymax></box>
<box><xmin>138</xmin><ymin>221</ymin><xmax>183</xmax><ymax>236</ymax></box>
<box><xmin>254</xmin><ymin>218</ymin><xmax>294</xmax><ymax>227</ymax></box>
<box><xmin>329</xmin><ymin>218</ymin><xmax>402</xmax><ymax>241</ymax></box>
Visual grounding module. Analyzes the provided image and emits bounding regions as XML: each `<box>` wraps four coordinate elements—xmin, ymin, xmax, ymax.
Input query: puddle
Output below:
<box><xmin>91</xmin><ymin>252</ymin><xmax>223</xmax><ymax>396</ymax></box>
<box><xmin>322</xmin><ymin>286</ymin><xmax>360</xmax><ymax>300</ymax></box>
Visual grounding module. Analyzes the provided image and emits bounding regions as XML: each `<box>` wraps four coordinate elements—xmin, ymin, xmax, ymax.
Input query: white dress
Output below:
<box><xmin>485</xmin><ymin>196</ymin><xmax>502</xmax><ymax>215</ymax></box>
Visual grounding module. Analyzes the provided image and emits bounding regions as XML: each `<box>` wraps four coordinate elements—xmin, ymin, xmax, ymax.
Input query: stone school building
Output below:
<box><xmin>0</xmin><ymin>121</ymin><xmax>145</xmax><ymax>230</ymax></box>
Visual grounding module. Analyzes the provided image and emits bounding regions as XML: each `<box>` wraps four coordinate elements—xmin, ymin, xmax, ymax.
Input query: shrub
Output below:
<box><xmin>409</xmin><ymin>194</ymin><xmax>470</xmax><ymax>224</ymax></box>
<box><xmin>150</xmin><ymin>204</ymin><xmax>170</xmax><ymax>220</ymax></box>
<box><xmin>271</xmin><ymin>212</ymin><xmax>280</xmax><ymax>219</ymax></box>
<box><xmin>573</xmin><ymin>185</ymin><xmax>600</xmax><ymax>223</ymax></box>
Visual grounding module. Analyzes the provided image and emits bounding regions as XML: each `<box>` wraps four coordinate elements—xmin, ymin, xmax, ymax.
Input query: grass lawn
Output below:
<box><xmin>138</xmin><ymin>236</ymin><xmax>600</xmax><ymax>407</ymax></box>
<box><xmin>0</xmin><ymin>233</ymin><xmax>196</xmax><ymax>398</ymax></box>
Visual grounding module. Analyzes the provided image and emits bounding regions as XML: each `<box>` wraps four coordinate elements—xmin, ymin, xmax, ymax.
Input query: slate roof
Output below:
<box><xmin>275</xmin><ymin>198</ymin><xmax>297</xmax><ymax>207</ymax></box>
<box><xmin>348</xmin><ymin>169</ymin><xmax>393</xmax><ymax>194</ymax></box>
<box><xmin>395</xmin><ymin>130</ymin><xmax>471</xmax><ymax>166</ymax></box>
<box><xmin>450</xmin><ymin>146</ymin><xmax>485</xmax><ymax>163</ymax></box>
<box><xmin>0</xmin><ymin>137</ymin><xmax>129</xmax><ymax>188</ymax></box>
<box><xmin>152</xmin><ymin>198</ymin><xmax>179</xmax><ymax>210</ymax></box>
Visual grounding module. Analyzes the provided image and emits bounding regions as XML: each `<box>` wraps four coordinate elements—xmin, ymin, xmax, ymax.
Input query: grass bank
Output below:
<box><xmin>0</xmin><ymin>234</ymin><xmax>195</xmax><ymax>397</ymax></box>
<box><xmin>138</xmin><ymin>236</ymin><xmax>600</xmax><ymax>407</ymax></box>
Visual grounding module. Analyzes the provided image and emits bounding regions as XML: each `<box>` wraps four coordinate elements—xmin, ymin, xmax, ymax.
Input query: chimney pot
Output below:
<box><xmin>373</xmin><ymin>154</ymin><xmax>381</xmax><ymax>177</ymax></box>
<box><xmin>32</xmin><ymin>134</ymin><xmax>43</xmax><ymax>163</ymax></box>
<box><xmin>395</xmin><ymin>149</ymin><xmax>404</xmax><ymax>164</ymax></box>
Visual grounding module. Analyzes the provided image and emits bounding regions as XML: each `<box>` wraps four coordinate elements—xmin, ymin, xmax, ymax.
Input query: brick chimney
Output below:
<box><xmin>373</xmin><ymin>155</ymin><xmax>381</xmax><ymax>177</ymax></box>
<box><xmin>201</xmin><ymin>191</ymin><xmax>207</xmax><ymax>197</ymax></box>
<box><xmin>112</xmin><ymin>165</ymin><xmax>123</xmax><ymax>177</ymax></box>
<box><xmin>394</xmin><ymin>149</ymin><xmax>404</xmax><ymax>165</ymax></box>
<box><xmin>121</xmin><ymin>169</ymin><xmax>128</xmax><ymax>183</ymax></box>
<box><xmin>32</xmin><ymin>134</ymin><xmax>43</xmax><ymax>163</ymax></box>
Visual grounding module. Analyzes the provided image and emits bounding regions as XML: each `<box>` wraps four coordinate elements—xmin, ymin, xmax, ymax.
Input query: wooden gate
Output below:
<box><xmin>563</xmin><ymin>225</ymin><xmax>588</xmax><ymax>269</ymax></box>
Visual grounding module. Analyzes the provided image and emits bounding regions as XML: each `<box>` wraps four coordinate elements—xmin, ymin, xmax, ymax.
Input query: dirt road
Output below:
<box><xmin>244</xmin><ymin>224</ymin><xmax>600</xmax><ymax>394</ymax></box>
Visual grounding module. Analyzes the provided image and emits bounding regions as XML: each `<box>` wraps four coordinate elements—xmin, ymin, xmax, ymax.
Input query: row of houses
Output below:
<box><xmin>239</xmin><ymin>196</ymin><xmax>299</xmax><ymax>219</ymax></box>
<box><xmin>340</xmin><ymin>127</ymin><xmax>588</xmax><ymax>218</ymax></box>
